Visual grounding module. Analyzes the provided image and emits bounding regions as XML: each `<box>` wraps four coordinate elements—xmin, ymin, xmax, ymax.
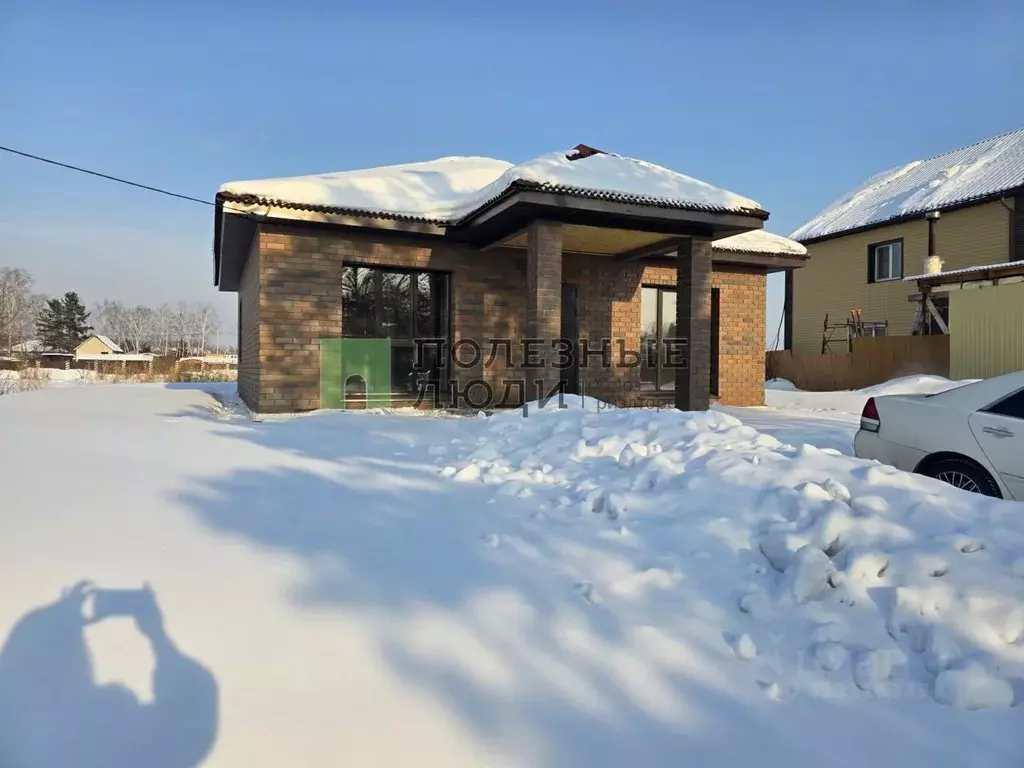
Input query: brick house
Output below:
<box><xmin>213</xmin><ymin>146</ymin><xmax>808</xmax><ymax>414</ymax></box>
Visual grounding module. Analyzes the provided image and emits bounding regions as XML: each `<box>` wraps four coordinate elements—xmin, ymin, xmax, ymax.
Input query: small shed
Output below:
<box><xmin>75</xmin><ymin>335</ymin><xmax>123</xmax><ymax>358</ymax></box>
<box><xmin>911</xmin><ymin>260</ymin><xmax>1024</xmax><ymax>379</ymax></box>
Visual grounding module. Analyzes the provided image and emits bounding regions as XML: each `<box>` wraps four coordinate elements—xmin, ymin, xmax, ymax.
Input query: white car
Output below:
<box><xmin>854</xmin><ymin>371</ymin><xmax>1024</xmax><ymax>500</ymax></box>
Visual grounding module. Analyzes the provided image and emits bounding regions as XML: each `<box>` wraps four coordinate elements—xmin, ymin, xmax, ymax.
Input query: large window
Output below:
<box><xmin>641</xmin><ymin>286</ymin><xmax>677</xmax><ymax>392</ymax></box>
<box><xmin>341</xmin><ymin>265</ymin><xmax>449</xmax><ymax>395</ymax></box>
<box><xmin>869</xmin><ymin>240</ymin><xmax>903</xmax><ymax>282</ymax></box>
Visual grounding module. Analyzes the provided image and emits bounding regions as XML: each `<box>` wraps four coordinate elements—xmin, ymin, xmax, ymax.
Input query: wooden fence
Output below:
<box><xmin>766</xmin><ymin>336</ymin><xmax>950</xmax><ymax>392</ymax></box>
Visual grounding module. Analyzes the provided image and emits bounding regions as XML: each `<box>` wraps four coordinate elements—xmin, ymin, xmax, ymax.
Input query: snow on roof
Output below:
<box><xmin>87</xmin><ymin>334</ymin><xmax>123</xmax><ymax>353</ymax></box>
<box><xmin>903</xmin><ymin>259</ymin><xmax>1024</xmax><ymax>283</ymax></box>
<box><xmin>791</xmin><ymin>128</ymin><xmax>1024</xmax><ymax>242</ymax></box>
<box><xmin>713</xmin><ymin>229</ymin><xmax>807</xmax><ymax>256</ymax></box>
<box><xmin>219</xmin><ymin>149</ymin><xmax>764</xmax><ymax>226</ymax></box>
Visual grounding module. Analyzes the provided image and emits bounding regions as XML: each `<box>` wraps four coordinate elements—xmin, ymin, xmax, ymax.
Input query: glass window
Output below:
<box><xmin>342</xmin><ymin>265</ymin><xmax>450</xmax><ymax>398</ymax></box>
<box><xmin>381</xmin><ymin>271</ymin><xmax>412</xmax><ymax>339</ymax></box>
<box><xmin>641</xmin><ymin>286</ymin><xmax>679</xmax><ymax>393</ymax></box>
<box><xmin>415</xmin><ymin>273</ymin><xmax>443</xmax><ymax>338</ymax></box>
<box><xmin>871</xmin><ymin>241</ymin><xmax>902</xmax><ymax>283</ymax></box>
<box><xmin>640</xmin><ymin>287</ymin><xmax>659</xmax><ymax>390</ymax></box>
<box><xmin>986</xmin><ymin>391</ymin><xmax>1024</xmax><ymax>420</ymax></box>
<box><xmin>342</xmin><ymin>266</ymin><xmax>376</xmax><ymax>337</ymax></box>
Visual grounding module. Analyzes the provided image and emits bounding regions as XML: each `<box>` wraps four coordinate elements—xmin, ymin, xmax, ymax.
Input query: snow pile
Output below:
<box><xmin>791</xmin><ymin>128</ymin><xmax>1024</xmax><ymax>241</ymax></box>
<box><xmin>439</xmin><ymin>400</ymin><xmax>1024</xmax><ymax>710</ymax></box>
<box><xmin>713</xmin><ymin>229</ymin><xmax>807</xmax><ymax>256</ymax></box>
<box><xmin>219</xmin><ymin>156</ymin><xmax>513</xmax><ymax>222</ymax></box>
<box><xmin>220</xmin><ymin>149</ymin><xmax>762</xmax><ymax>224</ymax></box>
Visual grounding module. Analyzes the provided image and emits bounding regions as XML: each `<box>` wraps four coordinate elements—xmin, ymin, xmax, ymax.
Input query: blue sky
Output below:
<box><xmin>3</xmin><ymin>0</ymin><xmax>1023</xmax><ymax>344</ymax></box>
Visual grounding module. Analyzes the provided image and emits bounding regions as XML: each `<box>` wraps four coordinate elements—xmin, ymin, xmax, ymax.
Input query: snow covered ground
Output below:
<box><xmin>0</xmin><ymin>383</ymin><xmax>1020</xmax><ymax>767</ymax></box>
<box><xmin>719</xmin><ymin>375</ymin><xmax>970</xmax><ymax>455</ymax></box>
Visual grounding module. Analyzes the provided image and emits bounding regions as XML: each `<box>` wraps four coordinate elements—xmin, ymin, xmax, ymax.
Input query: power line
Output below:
<box><xmin>0</xmin><ymin>144</ymin><xmax>251</xmax><ymax>215</ymax></box>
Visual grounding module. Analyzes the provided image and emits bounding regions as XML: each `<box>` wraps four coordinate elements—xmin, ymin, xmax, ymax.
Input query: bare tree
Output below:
<box><xmin>0</xmin><ymin>267</ymin><xmax>35</xmax><ymax>355</ymax></box>
<box><xmin>122</xmin><ymin>305</ymin><xmax>156</xmax><ymax>353</ymax></box>
<box><xmin>94</xmin><ymin>300</ymin><xmax>128</xmax><ymax>350</ymax></box>
<box><xmin>193</xmin><ymin>304</ymin><xmax>220</xmax><ymax>356</ymax></box>
<box><xmin>154</xmin><ymin>304</ymin><xmax>174</xmax><ymax>355</ymax></box>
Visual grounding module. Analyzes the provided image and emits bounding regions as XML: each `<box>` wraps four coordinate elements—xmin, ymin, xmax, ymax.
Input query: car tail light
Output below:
<box><xmin>860</xmin><ymin>397</ymin><xmax>880</xmax><ymax>433</ymax></box>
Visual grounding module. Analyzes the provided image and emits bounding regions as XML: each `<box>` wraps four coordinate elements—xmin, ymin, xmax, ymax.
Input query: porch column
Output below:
<box><xmin>525</xmin><ymin>220</ymin><xmax>563</xmax><ymax>400</ymax></box>
<box><xmin>675</xmin><ymin>235</ymin><xmax>713</xmax><ymax>411</ymax></box>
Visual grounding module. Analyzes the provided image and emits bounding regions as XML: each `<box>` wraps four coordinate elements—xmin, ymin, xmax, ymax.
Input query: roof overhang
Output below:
<box><xmin>913</xmin><ymin>260</ymin><xmax>1024</xmax><ymax>292</ymax></box>
<box><xmin>457</xmin><ymin>188</ymin><xmax>767</xmax><ymax>249</ymax></box>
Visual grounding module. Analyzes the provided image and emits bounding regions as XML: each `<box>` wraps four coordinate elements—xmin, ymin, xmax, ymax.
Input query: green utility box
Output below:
<box><xmin>320</xmin><ymin>338</ymin><xmax>392</xmax><ymax>408</ymax></box>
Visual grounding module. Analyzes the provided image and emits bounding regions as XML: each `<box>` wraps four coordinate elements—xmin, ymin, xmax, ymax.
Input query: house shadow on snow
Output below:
<box><xmin>0</xmin><ymin>582</ymin><xmax>218</xmax><ymax>768</ymax></box>
<box><xmin>161</xmin><ymin>407</ymin><xmax>983</xmax><ymax>767</ymax></box>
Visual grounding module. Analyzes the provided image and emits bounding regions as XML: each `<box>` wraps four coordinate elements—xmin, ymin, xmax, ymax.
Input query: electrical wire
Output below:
<box><xmin>0</xmin><ymin>144</ymin><xmax>261</xmax><ymax>220</ymax></box>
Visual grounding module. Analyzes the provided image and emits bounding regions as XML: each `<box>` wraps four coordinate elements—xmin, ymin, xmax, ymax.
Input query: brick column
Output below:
<box><xmin>675</xmin><ymin>235</ymin><xmax>713</xmax><ymax>411</ymax></box>
<box><xmin>525</xmin><ymin>220</ymin><xmax>563</xmax><ymax>400</ymax></box>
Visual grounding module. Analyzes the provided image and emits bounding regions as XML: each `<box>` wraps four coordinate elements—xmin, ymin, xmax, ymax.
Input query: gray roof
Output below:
<box><xmin>791</xmin><ymin>128</ymin><xmax>1024</xmax><ymax>242</ymax></box>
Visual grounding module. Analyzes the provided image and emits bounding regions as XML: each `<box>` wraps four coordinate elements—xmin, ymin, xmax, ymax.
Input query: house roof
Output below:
<box><xmin>713</xmin><ymin>229</ymin><xmax>806</xmax><ymax>257</ymax></box>
<box><xmin>218</xmin><ymin>148</ymin><xmax>765</xmax><ymax>226</ymax></box>
<box><xmin>791</xmin><ymin>128</ymin><xmax>1024</xmax><ymax>243</ymax></box>
<box><xmin>81</xmin><ymin>334</ymin><xmax>123</xmax><ymax>353</ymax></box>
<box><xmin>905</xmin><ymin>259</ymin><xmax>1024</xmax><ymax>286</ymax></box>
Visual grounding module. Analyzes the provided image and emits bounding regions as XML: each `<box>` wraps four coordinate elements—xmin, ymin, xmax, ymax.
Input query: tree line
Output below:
<box><xmin>0</xmin><ymin>266</ymin><xmax>230</xmax><ymax>356</ymax></box>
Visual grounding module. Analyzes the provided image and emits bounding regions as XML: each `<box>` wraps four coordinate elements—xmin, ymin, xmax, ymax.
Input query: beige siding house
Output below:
<box><xmin>75</xmin><ymin>335</ymin><xmax>122</xmax><ymax>357</ymax></box>
<box><xmin>788</xmin><ymin>129</ymin><xmax>1024</xmax><ymax>355</ymax></box>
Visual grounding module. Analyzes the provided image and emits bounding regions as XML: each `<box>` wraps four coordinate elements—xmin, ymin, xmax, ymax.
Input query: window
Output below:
<box><xmin>641</xmin><ymin>286</ymin><xmax>676</xmax><ymax>392</ymax></box>
<box><xmin>862</xmin><ymin>322</ymin><xmax>888</xmax><ymax>338</ymax></box>
<box><xmin>869</xmin><ymin>240</ymin><xmax>903</xmax><ymax>283</ymax></box>
<box><xmin>341</xmin><ymin>265</ymin><xmax>449</xmax><ymax>395</ymax></box>
<box><xmin>985</xmin><ymin>390</ymin><xmax>1024</xmax><ymax>420</ymax></box>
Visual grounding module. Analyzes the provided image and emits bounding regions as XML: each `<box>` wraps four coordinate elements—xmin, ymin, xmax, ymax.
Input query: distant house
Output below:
<box><xmin>11</xmin><ymin>340</ymin><xmax>43</xmax><ymax>355</ymax></box>
<box><xmin>788</xmin><ymin>128</ymin><xmax>1024</xmax><ymax>354</ymax></box>
<box><xmin>75</xmin><ymin>335</ymin><xmax>123</xmax><ymax>358</ymax></box>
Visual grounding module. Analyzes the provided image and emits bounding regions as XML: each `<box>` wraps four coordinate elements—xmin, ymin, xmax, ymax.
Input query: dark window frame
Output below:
<box><xmin>867</xmin><ymin>238</ymin><xmax>904</xmax><ymax>283</ymax></box>
<box><xmin>341</xmin><ymin>262</ymin><xmax>452</xmax><ymax>396</ymax></box>
<box><xmin>982</xmin><ymin>387</ymin><xmax>1024</xmax><ymax>421</ymax></box>
<box><xmin>640</xmin><ymin>284</ymin><xmax>677</xmax><ymax>394</ymax></box>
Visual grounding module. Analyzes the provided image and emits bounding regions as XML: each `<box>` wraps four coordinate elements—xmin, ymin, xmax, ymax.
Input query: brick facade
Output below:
<box><xmin>237</xmin><ymin>223</ymin><xmax>767</xmax><ymax>413</ymax></box>
<box><xmin>525</xmin><ymin>221</ymin><xmax>563</xmax><ymax>398</ymax></box>
<box><xmin>675</xmin><ymin>236</ymin><xmax>713</xmax><ymax>410</ymax></box>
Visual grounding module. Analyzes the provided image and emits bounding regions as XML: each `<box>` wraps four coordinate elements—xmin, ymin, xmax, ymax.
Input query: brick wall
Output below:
<box><xmin>562</xmin><ymin>259</ymin><xmax>765</xmax><ymax>407</ymax></box>
<box><xmin>237</xmin><ymin>235</ymin><xmax>261</xmax><ymax>409</ymax></box>
<box><xmin>240</xmin><ymin>223</ymin><xmax>767</xmax><ymax>413</ymax></box>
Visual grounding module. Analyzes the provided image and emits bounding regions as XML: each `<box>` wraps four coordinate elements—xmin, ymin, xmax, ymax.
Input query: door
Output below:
<box><xmin>968</xmin><ymin>389</ymin><xmax>1024</xmax><ymax>500</ymax></box>
<box><xmin>560</xmin><ymin>284</ymin><xmax>579</xmax><ymax>395</ymax></box>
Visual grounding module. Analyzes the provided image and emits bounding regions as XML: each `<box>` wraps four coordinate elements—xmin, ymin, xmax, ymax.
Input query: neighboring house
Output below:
<box><xmin>10</xmin><ymin>340</ymin><xmax>43</xmax><ymax>355</ymax></box>
<box><xmin>213</xmin><ymin>145</ymin><xmax>808</xmax><ymax>414</ymax></box>
<box><xmin>909</xmin><ymin>260</ymin><xmax>1024</xmax><ymax>379</ymax></box>
<box><xmin>788</xmin><ymin>128</ymin><xmax>1024</xmax><ymax>355</ymax></box>
<box><xmin>75</xmin><ymin>335</ymin><xmax>123</xmax><ymax>357</ymax></box>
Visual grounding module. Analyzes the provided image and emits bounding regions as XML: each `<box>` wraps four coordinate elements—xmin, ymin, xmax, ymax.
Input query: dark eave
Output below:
<box><xmin>797</xmin><ymin>186</ymin><xmax>1024</xmax><ymax>245</ymax></box>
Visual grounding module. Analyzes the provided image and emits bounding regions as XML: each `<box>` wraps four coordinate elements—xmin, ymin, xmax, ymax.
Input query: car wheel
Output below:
<box><xmin>925</xmin><ymin>457</ymin><xmax>1002</xmax><ymax>498</ymax></box>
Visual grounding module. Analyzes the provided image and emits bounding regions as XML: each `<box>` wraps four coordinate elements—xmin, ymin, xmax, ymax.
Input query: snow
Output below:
<box><xmin>791</xmin><ymin>127</ymin><xmax>1024</xmax><ymax>241</ymax></box>
<box><xmin>75</xmin><ymin>353</ymin><xmax>154</xmax><ymax>362</ymax></box>
<box><xmin>713</xmin><ymin>229</ymin><xmax>807</xmax><ymax>256</ymax></box>
<box><xmin>220</xmin><ymin>149</ymin><xmax>762</xmax><ymax>226</ymax></box>
<box><xmin>87</xmin><ymin>335</ymin><xmax>123</xmax><ymax>353</ymax></box>
<box><xmin>903</xmin><ymin>259</ymin><xmax>1024</xmax><ymax>283</ymax></box>
<box><xmin>0</xmin><ymin>384</ymin><xmax>1020</xmax><ymax>767</ymax></box>
<box><xmin>934</xmin><ymin>665</ymin><xmax>1015</xmax><ymax>710</ymax></box>
<box><xmin>720</xmin><ymin>375</ymin><xmax>970</xmax><ymax>455</ymax></box>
